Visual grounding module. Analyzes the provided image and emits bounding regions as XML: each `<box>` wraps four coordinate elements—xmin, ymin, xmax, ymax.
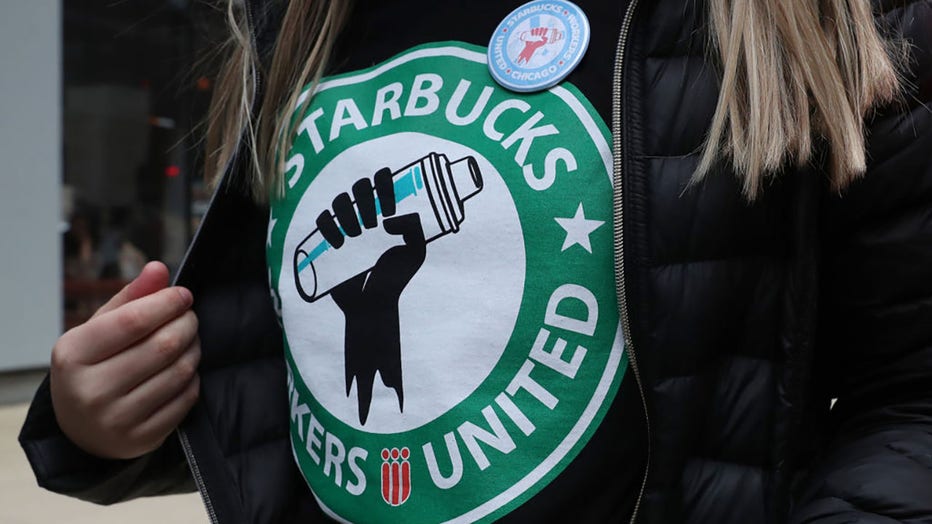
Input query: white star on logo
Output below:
<box><xmin>554</xmin><ymin>203</ymin><xmax>604</xmax><ymax>253</ymax></box>
<box><xmin>267</xmin><ymin>215</ymin><xmax>278</xmax><ymax>247</ymax></box>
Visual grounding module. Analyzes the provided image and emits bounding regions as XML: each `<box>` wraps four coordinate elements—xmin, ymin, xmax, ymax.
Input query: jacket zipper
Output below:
<box><xmin>612</xmin><ymin>1</ymin><xmax>650</xmax><ymax>523</ymax></box>
<box><xmin>178</xmin><ymin>428</ymin><xmax>219</xmax><ymax>524</ymax></box>
<box><xmin>174</xmin><ymin>3</ymin><xmax>266</xmax><ymax>523</ymax></box>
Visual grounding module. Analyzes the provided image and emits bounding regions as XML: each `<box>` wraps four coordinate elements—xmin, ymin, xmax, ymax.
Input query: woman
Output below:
<box><xmin>21</xmin><ymin>0</ymin><xmax>932</xmax><ymax>522</ymax></box>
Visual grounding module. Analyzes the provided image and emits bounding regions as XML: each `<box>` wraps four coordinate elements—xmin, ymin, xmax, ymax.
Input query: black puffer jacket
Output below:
<box><xmin>20</xmin><ymin>0</ymin><xmax>932</xmax><ymax>522</ymax></box>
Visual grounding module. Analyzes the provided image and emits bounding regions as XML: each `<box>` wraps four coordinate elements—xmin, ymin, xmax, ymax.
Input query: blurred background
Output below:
<box><xmin>1</xmin><ymin>1</ymin><xmax>229</xmax><ymax>521</ymax></box>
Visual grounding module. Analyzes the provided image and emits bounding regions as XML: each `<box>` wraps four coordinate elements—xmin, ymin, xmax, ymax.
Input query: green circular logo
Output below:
<box><xmin>267</xmin><ymin>42</ymin><xmax>625</xmax><ymax>523</ymax></box>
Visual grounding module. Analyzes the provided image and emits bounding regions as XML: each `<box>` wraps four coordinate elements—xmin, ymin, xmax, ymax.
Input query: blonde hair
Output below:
<box><xmin>205</xmin><ymin>0</ymin><xmax>351</xmax><ymax>200</ymax></box>
<box><xmin>698</xmin><ymin>0</ymin><xmax>899</xmax><ymax>197</ymax></box>
<box><xmin>206</xmin><ymin>0</ymin><xmax>900</xmax><ymax>201</ymax></box>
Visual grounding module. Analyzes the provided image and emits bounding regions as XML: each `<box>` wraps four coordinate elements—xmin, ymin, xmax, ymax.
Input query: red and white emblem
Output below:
<box><xmin>381</xmin><ymin>447</ymin><xmax>412</xmax><ymax>506</ymax></box>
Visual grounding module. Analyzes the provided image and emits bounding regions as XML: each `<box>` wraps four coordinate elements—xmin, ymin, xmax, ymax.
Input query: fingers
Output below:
<box><xmin>383</xmin><ymin>213</ymin><xmax>426</xmax><ymax>245</ymax></box>
<box><xmin>333</xmin><ymin>192</ymin><xmax>361</xmax><ymax>237</ymax></box>
<box><xmin>118</xmin><ymin>340</ymin><xmax>201</xmax><ymax>423</ymax></box>
<box><xmin>93</xmin><ymin>261</ymin><xmax>170</xmax><ymax>319</ymax></box>
<box><xmin>95</xmin><ymin>373</ymin><xmax>200</xmax><ymax>460</ymax></box>
<box><xmin>130</xmin><ymin>375</ymin><xmax>200</xmax><ymax>453</ymax></box>
<box><xmin>62</xmin><ymin>286</ymin><xmax>194</xmax><ymax>365</ymax></box>
<box><xmin>353</xmin><ymin>178</ymin><xmax>377</xmax><ymax>228</ymax></box>
<box><xmin>373</xmin><ymin>167</ymin><xmax>395</xmax><ymax>217</ymax></box>
<box><xmin>317</xmin><ymin>210</ymin><xmax>344</xmax><ymax>248</ymax></box>
<box><xmin>93</xmin><ymin>310</ymin><xmax>200</xmax><ymax>395</ymax></box>
<box><xmin>48</xmin><ymin>260</ymin><xmax>199</xmax><ymax>461</ymax></box>
<box><xmin>317</xmin><ymin>168</ymin><xmax>393</xmax><ymax>249</ymax></box>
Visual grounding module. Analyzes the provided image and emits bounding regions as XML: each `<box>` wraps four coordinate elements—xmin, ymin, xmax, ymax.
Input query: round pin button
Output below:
<box><xmin>487</xmin><ymin>0</ymin><xmax>591</xmax><ymax>93</ymax></box>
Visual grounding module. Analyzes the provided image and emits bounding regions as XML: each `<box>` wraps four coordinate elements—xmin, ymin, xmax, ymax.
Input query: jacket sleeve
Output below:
<box><xmin>18</xmin><ymin>374</ymin><xmax>195</xmax><ymax>505</ymax></box>
<box><xmin>790</xmin><ymin>2</ymin><xmax>932</xmax><ymax>521</ymax></box>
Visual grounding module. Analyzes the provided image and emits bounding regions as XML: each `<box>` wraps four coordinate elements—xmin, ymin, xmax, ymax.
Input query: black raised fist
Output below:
<box><xmin>316</xmin><ymin>167</ymin><xmax>427</xmax><ymax>425</ymax></box>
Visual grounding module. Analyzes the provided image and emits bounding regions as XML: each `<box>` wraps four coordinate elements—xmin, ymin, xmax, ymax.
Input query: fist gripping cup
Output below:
<box><xmin>293</xmin><ymin>152</ymin><xmax>483</xmax><ymax>302</ymax></box>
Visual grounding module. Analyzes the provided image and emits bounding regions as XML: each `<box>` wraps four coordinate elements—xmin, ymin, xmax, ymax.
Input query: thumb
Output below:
<box><xmin>91</xmin><ymin>261</ymin><xmax>172</xmax><ymax>319</ymax></box>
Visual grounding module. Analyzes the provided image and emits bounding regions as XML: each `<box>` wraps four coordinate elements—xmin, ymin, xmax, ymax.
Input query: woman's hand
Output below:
<box><xmin>50</xmin><ymin>261</ymin><xmax>201</xmax><ymax>460</ymax></box>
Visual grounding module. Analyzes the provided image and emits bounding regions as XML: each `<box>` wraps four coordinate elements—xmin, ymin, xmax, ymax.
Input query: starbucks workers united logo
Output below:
<box><xmin>267</xmin><ymin>42</ymin><xmax>626</xmax><ymax>523</ymax></box>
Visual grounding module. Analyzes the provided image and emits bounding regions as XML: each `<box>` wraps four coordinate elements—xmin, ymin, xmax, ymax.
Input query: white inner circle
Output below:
<box><xmin>281</xmin><ymin>133</ymin><xmax>525</xmax><ymax>433</ymax></box>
